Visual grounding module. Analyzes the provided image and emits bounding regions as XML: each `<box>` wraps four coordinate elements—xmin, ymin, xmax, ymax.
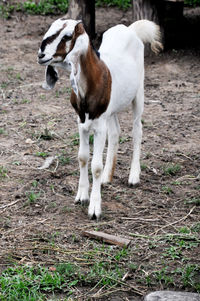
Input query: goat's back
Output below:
<box><xmin>99</xmin><ymin>25</ymin><xmax>144</xmax><ymax>115</ymax></box>
<box><xmin>99</xmin><ymin>24</ymin><xmax>143</xmax><ymax>59</ymax></box>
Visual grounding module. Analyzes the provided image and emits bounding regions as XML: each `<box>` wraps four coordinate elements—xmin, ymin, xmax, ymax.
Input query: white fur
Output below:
<box><xmin>39</xmin><ymin>19</ymin><xmax>162</xmax><ymax>219</ymax></box>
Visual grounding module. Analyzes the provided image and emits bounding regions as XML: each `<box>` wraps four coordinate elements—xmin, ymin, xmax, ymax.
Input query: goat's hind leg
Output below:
<box><xmin>75</xmin><ymin>123</ymin><xmax>90</xmax><ymax>204</ymax></box>
<box><xmin>101</xmin><ymin>115</ymin><xmax>120</xmax><ymax>184</ymax></box>
<box><xmin>129</xmin><ymin>85</ymin><xmax>144</xmax><ymax>186</ymax></box>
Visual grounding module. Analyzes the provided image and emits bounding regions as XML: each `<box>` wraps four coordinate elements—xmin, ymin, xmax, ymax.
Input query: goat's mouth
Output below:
<box><xmin>38</xmin><ymin>58</ymin><xmax>52</xmax><ymax>65</ymax></box>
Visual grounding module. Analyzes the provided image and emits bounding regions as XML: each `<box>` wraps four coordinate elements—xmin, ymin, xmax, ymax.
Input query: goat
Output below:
<box><xmin>38</xmin><ymin>18</ymin><xmax>163</xmax><ymax>219</ymax></box>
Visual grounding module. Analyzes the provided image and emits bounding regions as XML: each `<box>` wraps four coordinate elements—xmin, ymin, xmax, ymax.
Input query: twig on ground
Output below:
<box><xmin>128</xmin><ymin>233</ymin><xmax>150</xmax><ymax>239</ymax></box>
<box><xmin>53</xmin><ymin>157</ymin><xmax>59</xmax><ymax>172</ymax></box>
<box><xmin>102</xmin><ymin>275</ymin><xmax>144</xmax><ymax>296</ymax></box>
<box><xmin>176</xmin><ymin>174</ymin><xmax>197</xmax><ymax>182</ymax></box>
<box><xmin>175</xmin><ymin>152</ymin><xmax>193</xmax><ymax>161</ymax></box>
<box><xmin>91</xmin><ymin>284</ymin><xmax>107</xmax><ymax>297</ymax></box>
<box><xmin>152</xmin><ymin>206</ymin><xmax>196</xmax><ymax>235</ymax></box>
<box><xmin>0</xmin><ymin>199</ymin><xmax>21</xmax><ymax>211</ymax></box>
<box><xmin>121</xmin><ymin>217</ymin><xmax>159</xmax><ymax>222</ymax></box>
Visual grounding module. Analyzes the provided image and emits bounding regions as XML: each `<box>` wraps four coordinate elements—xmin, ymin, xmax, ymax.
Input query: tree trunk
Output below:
<box><xmin>132</xmin><ymin>0</ymin><xmax>185</xmax><ymax>48</ymax></box>
<box><xmin>132</xmin><ymin>0</ymin><xmax>162</xmax><ymax>24</ymax></box>
<box><xmin>66</xmin><ymin>0</ymin><xmax>95</xmax><ymax>38</ymax></box>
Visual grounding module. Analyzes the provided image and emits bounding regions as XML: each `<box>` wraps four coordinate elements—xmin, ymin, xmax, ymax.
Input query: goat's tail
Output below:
<box><xmin>129</xmin><ymin>20</ymin><xmax>163</xmax><ymax>54</ymax></box>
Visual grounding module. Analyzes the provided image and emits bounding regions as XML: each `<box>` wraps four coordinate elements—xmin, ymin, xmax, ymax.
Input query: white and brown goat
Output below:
<box><xmin>38</xmin><ymin>18</ymin><xmax>162</xmax><ymax>219</ymax></box>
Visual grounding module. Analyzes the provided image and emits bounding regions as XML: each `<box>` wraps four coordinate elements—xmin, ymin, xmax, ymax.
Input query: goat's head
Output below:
<box><xmin>38</xmin><ymin>18</ymin><xmax>88</xmax><ymax>89</ymax></box>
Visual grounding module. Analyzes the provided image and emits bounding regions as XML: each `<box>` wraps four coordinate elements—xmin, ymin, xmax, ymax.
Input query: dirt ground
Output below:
<box><xmin>0</xmin><ymin>6</ymin><xmax>200</xmax><ymax>300</ymax></box>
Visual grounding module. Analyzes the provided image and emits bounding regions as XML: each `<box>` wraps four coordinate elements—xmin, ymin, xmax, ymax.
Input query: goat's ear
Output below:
<box><xmin>42</xmin><ymin>65</ymin><xmax>58</xmax><ymax>90</ymax></box>
<box><xmin>74</xmin><ymin>21</ymin><xmax>85</xmax><ymax>37</ymax></box>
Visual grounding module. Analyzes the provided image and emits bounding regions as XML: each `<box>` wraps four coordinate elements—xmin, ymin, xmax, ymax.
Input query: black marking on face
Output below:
<box><xmin>61</xmin><ymin>34</ymin><xmax>72</xmax><ymax>42</ymax></box>
<box><xmin>40</xmin><ymin>24</ymin><xmax>66</xmax><ymax>52</ymax></box>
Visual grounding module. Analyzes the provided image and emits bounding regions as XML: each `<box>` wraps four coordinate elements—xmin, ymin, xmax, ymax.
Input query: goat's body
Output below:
<box><xmin>99</xmin><ymin>24</ymin><xmax>144</xmax><ymax>115</ymax></box>
<box><xmin>38</xmin><ymin>19</ymin><xmax>163</xmax><ymax>219</ymax></box>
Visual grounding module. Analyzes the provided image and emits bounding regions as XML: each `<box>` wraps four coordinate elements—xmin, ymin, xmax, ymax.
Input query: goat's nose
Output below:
<box><xmin>38</xmin><ymin>53</ymin><xmax>45</xmax><ymax>59</ymax></box>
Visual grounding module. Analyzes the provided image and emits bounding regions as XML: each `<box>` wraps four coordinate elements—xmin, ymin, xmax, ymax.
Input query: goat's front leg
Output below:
<box><xmin>75</xmin><ymin>123</ymin><xmax>90</xmax><ymax>204</ymax></box>
<box><xmin>88</xmin><ymin>122</ymin><xmax>107</xmax><ymax>219</ymax></box>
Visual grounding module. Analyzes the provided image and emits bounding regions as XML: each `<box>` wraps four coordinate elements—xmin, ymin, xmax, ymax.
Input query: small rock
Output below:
<box><xmin>25</xmin><ymin>138</ymin><xmax>34</xmax><ymax>144</ymax></box>
<box><xmin>144</xmin><ymin>291</ymin><xmax>200</xmax><ymax>301</ymax></box>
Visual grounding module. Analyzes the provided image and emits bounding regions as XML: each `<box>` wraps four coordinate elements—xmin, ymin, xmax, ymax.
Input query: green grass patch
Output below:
<box><xmin>22</xmin><ymin>0</ymin><xmax>68</xmax><ymax>15</ymax></box>
<box><xmin>185</xmin><ymin>198</ymin><xmax>200</xmax><ymax>206</ymax></box>
<box><xmin>0</xmin><ymin>166</ymin><xmax>8</xmax><ymax>179</ymax></box>
<box><xmin>96</xmin><ymin>0</ymin><xmax>131</xmax><ymax>9</ymax></box>
<box><xmin>35</xmin><ymin>152</ymin><xmax>49</xmax><ymax>158</ymax></box>
<box><xmin>0</xmin><ymin>128</ymin><xmax>6</xmax><ymax>135</ymax></box>
<box><xmin>70</xmin><ymin>132</ymin><xmax>79</xmax><ymax>146</ymax></box>
<box><xmin>0</xmin><ymin>4</ymin><xmax>14</xmax><ymax>19</ymax></box>
<box><xmin>0</xmin><ymin>265</ymin><xmax>64</xmax><ymax>301</ymax></box>
<box><xmin>26</xmin><ymin>191</ymin><xmax>41</xmax><ymax>203</ymax></box>
<box><xmin>58</xmin><ymin>151</ymin><xmax>70</xmax><ymax>165</ymax></box>
<box><xmin>184</xmin><ymin>0</ymin><xmax>200</xmax><ymax>6</ymax></box>
<box><xmin>119</xmin><ymin>136</ymin><xmax>130</xmax><ymax>144</ymax></box>
<box><xmin>163</xmin><ymin>163</ymin><xmax>181</xmax><ymax>176</ymax></box>
<box><xmin>1</xmin><ymin>236</ymin><xmax>200</xmax><ymax>300</ymax></box>
<box><xmin>0</xmin><ymin>0</ymin><xmax>132</xmax><ymax>18</ymax></box>
<box><xmin>162</xmin><ymin>185</ymin><xmax>173</xmax><ymax>194</ymax></box>
<box><xmin>0</xmin><ymin>247</ymin><xmax>129</xmax><ymax>300</ymax></box>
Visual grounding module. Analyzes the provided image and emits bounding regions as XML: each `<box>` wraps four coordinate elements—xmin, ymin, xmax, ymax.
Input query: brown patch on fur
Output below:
<box><xmin>69</xmin><ymin>22</ymin><xmax>85</xmax><ymax>54</ymax></box>
<box><xmin>69</xmin><ymin>22</ymin><xmax>111</xmax><ymax>123</ymax></box>
<box><xmin>53</xmin><ymin>39</ymin><xmax>67</xmax><ymax>60</ymax></box>
<box><xmin>79</xmin><ymin>158</ymin><xmax>86</xmax><ymax>168</ymax></box>
<box><xmin>53</xmin><ymin>22</ymin><xmax>84</xmax><ymax>63</ymax></box>
<box><xmin>109</xmin><ymin>154</ymin><xmax>117</xmax><ymax>182</ymax></box>
<box><xmin>94</xmin><ymin>168</ymin><xmax>102</xmax><ymax>179</ymax></box>
<box><xmin>80</xmin><ymin>45</ymin><xmax>112</xmax><ymax>121</ymax></box>
<box><xmin>70</xmin><ymin>44</ymin><xmax>111</xmax><ymax>123</ymax></box>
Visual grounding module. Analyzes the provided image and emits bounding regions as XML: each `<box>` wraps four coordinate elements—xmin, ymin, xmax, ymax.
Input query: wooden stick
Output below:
<box><xmin>82</xmin><ymin>230</ymin><xmax>131</xmax><ymax>247</ymax></box>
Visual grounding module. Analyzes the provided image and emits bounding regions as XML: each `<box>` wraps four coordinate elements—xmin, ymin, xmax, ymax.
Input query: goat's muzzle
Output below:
<box><xmin>38</xmin><ymin>57</ymin><xmax>52</xmax><ymax>65</ymax></box>
<box><xmin>38</xmin><ymin>53</ymin><xmax>45</xmax><ymax>59</ymax></box>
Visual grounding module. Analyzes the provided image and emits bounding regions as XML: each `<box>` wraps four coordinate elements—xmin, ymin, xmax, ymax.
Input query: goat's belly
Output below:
<box><xmin>107</xmin><ymin>78</ymin><xmax>139</xmax><ymax>113</ymax></box>
<box><xmin>106</xmin><ymin>92</ymin><xmax>137</xmax><ymax>116</ymax></box>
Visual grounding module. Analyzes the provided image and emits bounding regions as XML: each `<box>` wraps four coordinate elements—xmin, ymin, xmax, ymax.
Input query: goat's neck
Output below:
<box><xmin>79</xmin><ymin>44</ymin><xmax>109</xmax><ymax>97</ymax></box>
<box><xmin>70</xmin><ymin>43</ymin><xmax>111</xmax><ymax>123</ymax></box>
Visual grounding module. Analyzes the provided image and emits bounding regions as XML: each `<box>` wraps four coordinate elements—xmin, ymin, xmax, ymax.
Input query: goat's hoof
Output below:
<box><xmin>75</xmin><ymin>198</ymin><xmax>89</xmax><ymax>206</ymax></box>
<box><xmin>81</xmin><ymin>199</ymin><xmax>89</xmax><ymax>206</ymax></box>
<box><xmin>128</xmin><ymin>180</ymin><xmax>140</xmax><ymax>188</ymax></box>
<box><xmin>88</xmin><ymin>205</ymin><xmax>101</xmax><ymax>221</ymax></box>
<box><xmin>88</xmin><ymin>213</ymin><xmax>101</xmax><ymax>221</ymax></box>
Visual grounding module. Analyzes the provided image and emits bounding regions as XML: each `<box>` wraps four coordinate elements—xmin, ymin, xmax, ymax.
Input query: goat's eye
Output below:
<box><xmin>62</xmin><ymin>35</ymin><xmax>72</xmax><ymax>42</ymax></box>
